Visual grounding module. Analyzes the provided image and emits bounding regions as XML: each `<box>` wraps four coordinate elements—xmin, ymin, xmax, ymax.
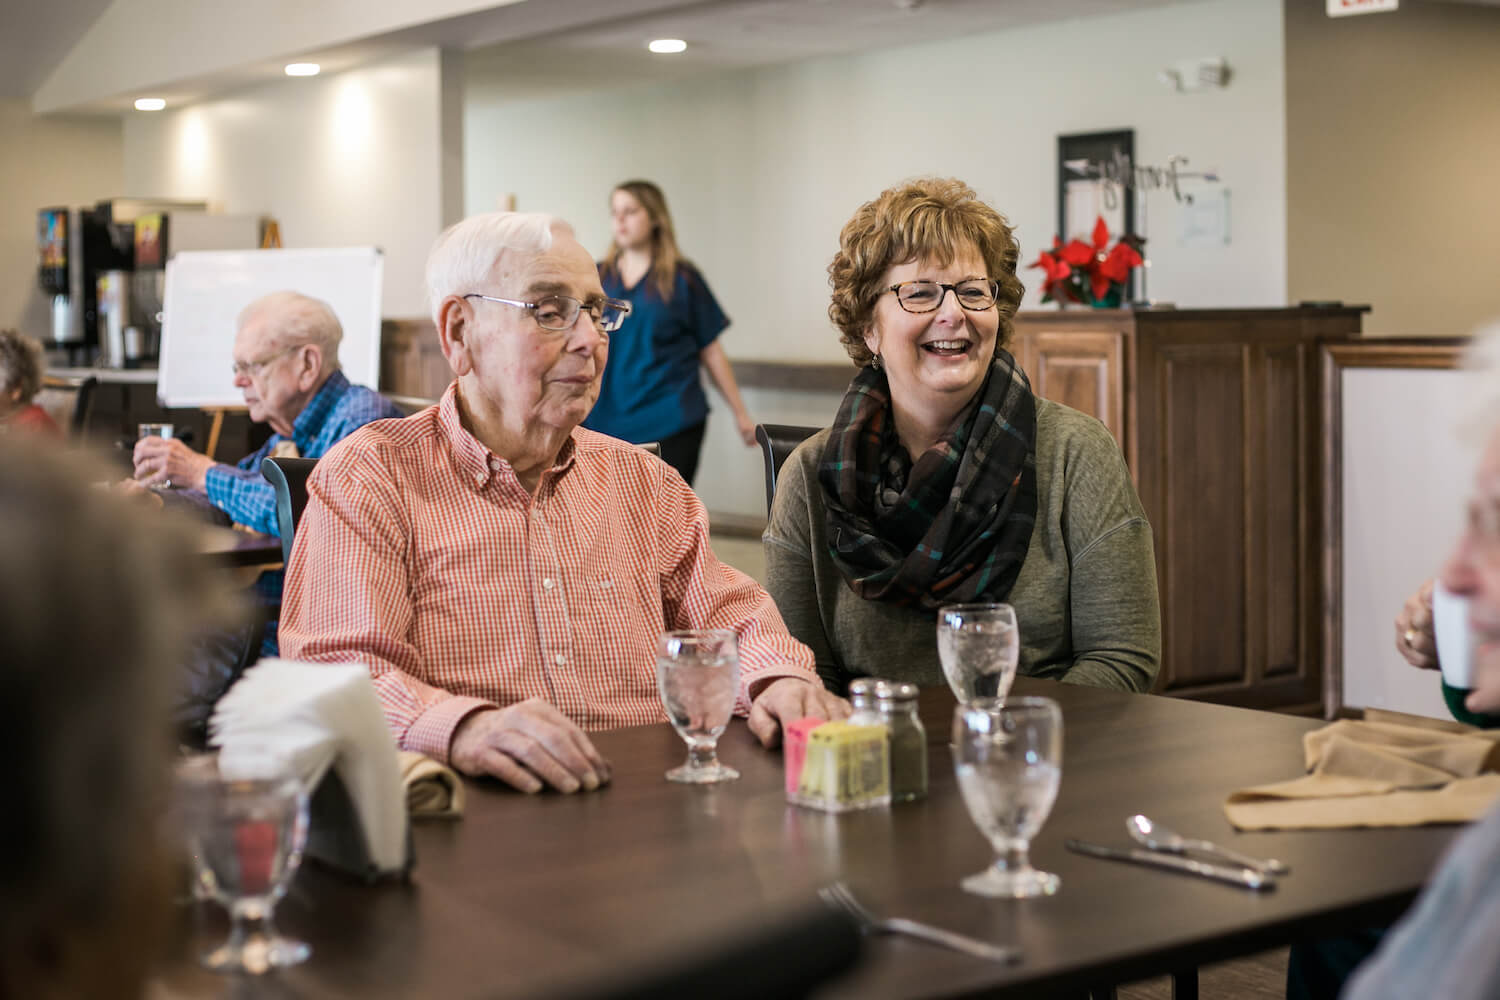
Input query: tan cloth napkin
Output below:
<box><xmin>400</xmin><ymin>751</ymin><xmax>464</xmax><ymax>819</ymax></box>
<box><xmin>1224</xmin><ymin>711</ymin><xmax>1500</xmax><ymax>830</ymax></box>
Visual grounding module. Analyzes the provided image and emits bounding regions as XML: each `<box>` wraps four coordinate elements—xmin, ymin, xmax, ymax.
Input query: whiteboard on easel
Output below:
<box><xmin>159</xmin><ymin>248</ymin><xmax>383</xmax><ymax>408</ymax></box>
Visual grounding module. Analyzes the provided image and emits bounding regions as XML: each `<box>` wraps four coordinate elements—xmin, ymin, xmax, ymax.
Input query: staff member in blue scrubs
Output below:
<box><xmin>586</xmin><ymin>180</ymin><xmax>756</xmax><ymax>485</ymax></box>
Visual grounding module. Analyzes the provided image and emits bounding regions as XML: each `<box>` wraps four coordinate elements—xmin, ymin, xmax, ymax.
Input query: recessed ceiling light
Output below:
<box><xmin>285</xmin><ymin>63</ymin><xmax>321</xmax><ymax>77</ymax></box>
<box><xmin>134</xmin><ymin>98</ymin><xmax>166</xmax><ymax>111</ymax></box>
<box><xmin>648</xmin><ymin>38</ymin><xmax>687</xmax><ymax>54</ymax></box>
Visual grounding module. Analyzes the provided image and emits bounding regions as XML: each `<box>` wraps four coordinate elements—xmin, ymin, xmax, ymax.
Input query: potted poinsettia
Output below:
<box><xmin>1028</xmin><ymin>216</ymin><xmax>1145</xmax><ymax>308</ymax></box>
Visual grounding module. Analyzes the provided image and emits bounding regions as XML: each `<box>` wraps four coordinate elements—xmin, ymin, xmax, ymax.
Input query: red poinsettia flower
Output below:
<box><xmin>1026</xmin><ymin>238</ymin><xmax>1074</xmax><ymax>300</ymax></box>
<box><xmin>1027</xmin><ymin>215</ymin><xmax>1145</xmax><ymax>305</ymax></box>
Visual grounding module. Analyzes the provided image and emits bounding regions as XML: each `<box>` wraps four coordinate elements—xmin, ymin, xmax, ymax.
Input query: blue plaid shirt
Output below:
<box><xmin>203</xmin><ymin>370</ymin><xmax>404</xmax><ymax>536</ymax></box>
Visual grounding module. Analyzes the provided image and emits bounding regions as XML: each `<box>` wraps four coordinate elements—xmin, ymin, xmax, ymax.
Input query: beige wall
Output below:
<box><xmin>123</xmin><ymin>49</ymin><xmax>456</xmax><ymax>317</ymax></box>
<box><xmin>1285</xmin><ymin>0</ymin><xmax>1500</xmax><ymax>337</ymax></box>
<box><xmin>0</xmin><ymin>101</ymin><xmax>122</xmax><ymax>341</ymax></box>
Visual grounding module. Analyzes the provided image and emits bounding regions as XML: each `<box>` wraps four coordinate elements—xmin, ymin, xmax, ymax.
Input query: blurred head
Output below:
<box><xmin>0</xmin><ymin>438</ymin><xmax>229</xmax><ymax>999</ymax></box>
<box><xmin>604</xmin><ymin>180</ymin><xmax>683</xmax><ymax>301</ymax></box>
<box><xmin>230</xmin><ymin>291</ymin><xmax>342</xmax><ymax>436</ymax></box>
<box><xmin>0</xmin><ymin>328</ymin><xmax>46</xmax><ymax>418</ymax></box>
<box><xmin>427</xmin><ymin>212</ymin><xmax>611</xmax><ymax>447</ymax></box>
<box><xmin>1439</xmin><ymin>322</ymin><xmax>1500</xmax><ymax>708</ymax></box>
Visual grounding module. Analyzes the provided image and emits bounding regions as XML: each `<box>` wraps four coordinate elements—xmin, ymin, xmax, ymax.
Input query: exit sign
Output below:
<box><xmin>1328</xmin><ymin>0</ymin><xmax>1398</xmax><ymax>16</ymax></box>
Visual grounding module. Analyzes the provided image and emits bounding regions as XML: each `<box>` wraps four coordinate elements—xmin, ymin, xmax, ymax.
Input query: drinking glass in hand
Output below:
<box><xmin>937</xmin><ymin>603</ymin><xmax>1019</xmax><ymax>704</ymax></box>
<box><xmin>656</xmin><ymin>629</ymin><xmax>741</xmax><ymax>784</ymax></box>
<box><xmin>176</xmin><ymin>751</ymin><xmax>311</xmax><ymax>973</ymax></box>
<box><xmin>137</xmin><ymin>422</ymin><xmax>176</xmax><ymax>490</ymax></box>
<box><xmin>952</xmin><ymin>696</ymin><xmax>1063</xmax><ymax>898</ymax></box>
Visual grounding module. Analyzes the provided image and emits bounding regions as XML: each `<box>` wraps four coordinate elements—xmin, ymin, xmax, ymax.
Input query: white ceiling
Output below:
<box><xmin>11</xmin><ymin>0</ymin><xmax>1496</xmax><ymax>111</ymax></box>
<box><xmin>0</xmin><ymin>0</ymin><xmax>113</xmax><ymax>98</ymax></box>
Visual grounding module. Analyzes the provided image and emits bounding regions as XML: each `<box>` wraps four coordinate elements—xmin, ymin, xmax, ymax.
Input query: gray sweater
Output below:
<box><xmin>763</xmin><ymin>397</ymin><xmax>1161</xmax><ymax>694</ymax></box>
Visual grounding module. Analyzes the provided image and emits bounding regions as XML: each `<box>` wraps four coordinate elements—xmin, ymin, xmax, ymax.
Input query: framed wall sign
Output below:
<box><xmin>1057</xmin><ymin>129</ymin><xmax>1137</xmax><ymax>299</ymax></box>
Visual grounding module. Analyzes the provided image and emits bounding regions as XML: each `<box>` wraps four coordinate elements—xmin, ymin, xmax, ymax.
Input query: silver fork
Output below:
<box><xmin>818</xmin><ymin>881</ymin><xmax>1020</xmax><ymax>964</ymax></box>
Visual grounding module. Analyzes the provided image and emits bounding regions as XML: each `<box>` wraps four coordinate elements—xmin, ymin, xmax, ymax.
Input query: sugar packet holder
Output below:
<box><xmin>784</xmin><ymin>717</ymin><xmax>890</xmax><ymax>812</ymax></box>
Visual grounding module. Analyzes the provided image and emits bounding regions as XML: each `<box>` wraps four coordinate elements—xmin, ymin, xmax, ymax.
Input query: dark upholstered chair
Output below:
<box><xmin>36</xmin><ymin>373</ymin><xmax>97</xmax><ymax>437</ymax></box>
<box><xmin>384</xmin><ymin>392</ymin><xmax>437</xmax><ymax>416</ymax></box>
<box><xmin>754</xmin><ymin>423</ymin><xmax>819</xmax><ymax>516</ymax></box>
<box><xmin>260</xmin><ymin>456</ymin><xmax>318</xmax><ymax>564</ymax></box>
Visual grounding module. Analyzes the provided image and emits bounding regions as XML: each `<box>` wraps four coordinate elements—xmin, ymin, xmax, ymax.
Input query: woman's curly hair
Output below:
<box><xmin>0</xmin><ymin>329</ymin><xmax>45</xmax><ymax>403</ymax></box>
<box><xmin>827</xmin><ymin>178</ymin><xmax>1025</xmax><ymax>367</ymax></box>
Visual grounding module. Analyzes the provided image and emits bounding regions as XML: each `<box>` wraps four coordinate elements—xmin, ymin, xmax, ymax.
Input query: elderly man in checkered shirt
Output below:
<box><xmin>280</xmin><ymin>212</ymin><xmax>850</xmax><ymax>795</ymax></box>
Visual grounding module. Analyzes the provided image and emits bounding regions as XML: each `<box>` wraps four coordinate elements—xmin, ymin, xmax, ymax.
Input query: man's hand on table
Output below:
<box><xmin>450</xmin><ymin>699</ymin><xmax>612</xmax><ymax>794</ymax></box>
<box><xmin>132</xmin><ymin>435</ymin><xmax>216</xmax><ymax>492</ymax></box>
<box><xmin>748</xmin><ymin>677</ymin><xmax>851</xmax><ymax>749</ymax></box>
<box><xmin>114</xmin><ymin>478</ymin><xmax>165</xmax><ymax>509</ymax></box>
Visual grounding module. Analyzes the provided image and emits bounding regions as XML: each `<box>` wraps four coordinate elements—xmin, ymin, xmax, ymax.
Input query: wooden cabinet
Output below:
<box><xmin>1011</xmin><ymin>307</ymin><xmax>1366</xmax><ymax>713</ymax></box>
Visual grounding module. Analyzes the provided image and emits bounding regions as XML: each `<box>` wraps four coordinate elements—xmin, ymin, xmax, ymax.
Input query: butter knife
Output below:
<box><xmin>1065</xmin><ymin>839</ymin><xmax>1277</xmax><ymax>891</ymax></box>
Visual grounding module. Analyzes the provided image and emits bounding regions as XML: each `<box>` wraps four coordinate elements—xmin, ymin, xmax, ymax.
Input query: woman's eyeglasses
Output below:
<box><xmin>887</xmin><ymin>279</ymin><xmax>999</xmax><ymax>314</ymax></box>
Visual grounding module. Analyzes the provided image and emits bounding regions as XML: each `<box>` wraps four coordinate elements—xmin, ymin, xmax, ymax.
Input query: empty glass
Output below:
<box><xmin>656</xmin><ymin>629</ymin><xmax>740</xmax><ymax>784</ymax></box>
<box><xmin>952</xmin><ymin>697</ymin><xmax>1063</xmax><ymax>898</ymax></box>
<box><xmin>176</xmin><ymin>750</ymin><xmax>311</xmax><ymax>973</ymax></box>
<box><xmin>937</xmin><ymin>603</ymin><xmax>1020</xmax><ymax>704</ymax></box>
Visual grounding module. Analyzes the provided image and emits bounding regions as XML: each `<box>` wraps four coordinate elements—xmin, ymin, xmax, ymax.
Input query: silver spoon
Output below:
<box><xmin>1127</xmin><ymin>814</ymin><xmax>1290</xmax><ymax>875</ymax></box>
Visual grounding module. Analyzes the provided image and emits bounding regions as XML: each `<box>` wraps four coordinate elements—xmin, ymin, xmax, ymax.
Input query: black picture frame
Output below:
<box><xmin>1057</xmin><ymin>129</ymin><xmax>1137</xmax><ymax>300</ymax></box>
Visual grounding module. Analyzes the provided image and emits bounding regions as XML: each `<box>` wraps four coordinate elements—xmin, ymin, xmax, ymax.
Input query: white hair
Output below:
<box><xmin>424</xmin><ymin>211</ymin><xmax>572</xmax><ymax>322</ymax></box>
<box><xmin>237</xmin><ymin>290</ymin><xmax>343</xmax><ymax>372</ymax></box>
<box><xmin>1459</xmin><ymin>318</ymin><xmax>1500</xmax><ymax>444</ymax></box>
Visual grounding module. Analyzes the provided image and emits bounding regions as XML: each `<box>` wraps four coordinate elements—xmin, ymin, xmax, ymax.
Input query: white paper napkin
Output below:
<box><xmin>209</xmin><ymin>658</ymin><xmax>407</xmax><ymax>871</ymax></box>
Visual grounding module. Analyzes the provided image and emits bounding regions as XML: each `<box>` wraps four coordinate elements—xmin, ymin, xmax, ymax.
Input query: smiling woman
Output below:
<box><xmin>764</xmin><ymin>177</ymin><xmax>1162</xmax><ymax>698</ymax></box>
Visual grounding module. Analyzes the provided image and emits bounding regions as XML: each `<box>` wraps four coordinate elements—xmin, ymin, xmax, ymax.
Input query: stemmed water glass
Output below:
<box><xmin>656</xmin><ymin>629</ymin><xmax>741</xmax><ymax>784</ymax></box>
<box><xmin>952</xmin><ymin>696</ymin><xmax>1063</xmax><ymax>898</ymax></box>
<box><xmin>175</xmin><ymin>749</ymin><xmax>312</xmax><ymax>973</ymax></box>
<box><xmin>937</xmin><ymin>602</ymin><xmax>1020</xmax><ymax>704</ymax></box>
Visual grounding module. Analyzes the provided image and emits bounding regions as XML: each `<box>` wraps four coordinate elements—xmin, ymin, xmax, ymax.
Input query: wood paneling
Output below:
<box><xmin>1025</xmin><ymin>329</ymin><xmax>1128</xmax><ymax>462</ymax></box>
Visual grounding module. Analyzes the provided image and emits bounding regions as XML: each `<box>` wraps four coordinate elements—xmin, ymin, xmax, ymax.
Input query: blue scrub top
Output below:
<box><xmin>584</xmin><ymin>260</ymin><xmax>730</xmax><ymax>444</ymax></box>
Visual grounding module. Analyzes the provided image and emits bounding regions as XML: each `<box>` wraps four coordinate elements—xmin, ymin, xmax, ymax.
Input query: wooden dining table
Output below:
<box><xmin>154</xmin><ymin>677</ymin><xmax>1463</xmax><ymax>999</ymax></box>
<box><xmin>194</xmin><ymin>524</ymin><xmax>283</xmax><ymax>569</ymax></box>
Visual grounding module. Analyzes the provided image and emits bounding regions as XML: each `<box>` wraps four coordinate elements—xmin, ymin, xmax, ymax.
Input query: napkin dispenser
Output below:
<box><xmin>307</xmin><ymin>768</ymin><xmax>416</xmax><ymax>883</ymax></box>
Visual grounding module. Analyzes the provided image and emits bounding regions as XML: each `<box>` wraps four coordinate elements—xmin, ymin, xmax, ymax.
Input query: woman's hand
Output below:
<box><xmin>1395</xmin><ymin>579</ymin><xmax>1439</xmax><ymax>670</ymax></box>
<box><xmin>734</xmin><ymin>408</ymin><xmax>757</xmax><ymax>448</ymax></box>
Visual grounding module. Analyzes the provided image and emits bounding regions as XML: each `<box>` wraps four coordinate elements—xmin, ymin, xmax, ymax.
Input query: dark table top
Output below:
<box><xmin>195</xmin><ymin>524</ymin><xmax>282</xmax><ymax>569</ymax></box>
<box><xmin>155</xmin><ymin>678</ymin><xmax>1460</xmax><ymax>998</ymax></box>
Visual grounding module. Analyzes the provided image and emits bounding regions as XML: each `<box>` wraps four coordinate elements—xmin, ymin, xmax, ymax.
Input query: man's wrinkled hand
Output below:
<box><xmin>747</xmin><ymin>677</ymin><xmax>851</xmax><ymax>748</ymax></box>
<box><xmin>132</xmin><ymin>436</ymin><xmax>215</xmax><ymax>492</ymax></box>
<box><xmin>449</xmin><ymin>699</ymin><xmax>612</xmax><ymax>794</ymax></box>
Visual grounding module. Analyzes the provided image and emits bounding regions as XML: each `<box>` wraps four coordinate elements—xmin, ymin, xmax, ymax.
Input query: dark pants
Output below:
<box><xmin>656</xmin><ymin>421</ymin><xmax>707</xmax><ymax>487</ymax></box>
<box><xmin>1287</xmin><ymin>927</ymin><xmax>1386</xmax><ymax>1000</ymax></box>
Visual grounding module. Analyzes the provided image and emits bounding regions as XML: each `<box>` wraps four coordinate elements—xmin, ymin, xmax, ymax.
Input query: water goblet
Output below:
<box><xmin>176</xmin><ymin>749</ymin><xmax>312</xmax><ymax>973</ymax></box>
<box><xmin>937</xmin><ymin>602</ymin><xmax>1019</xmax><ymax>704</ymax></box>
<box><xmin>656</xmin><ymin>629</ymin><xmax>741</xmax><ymax>784</ymax></box>
<box><xmin>952</xmin><ymin>696</ymin><xmax>1063</xmax><ymax>898</ymax></box>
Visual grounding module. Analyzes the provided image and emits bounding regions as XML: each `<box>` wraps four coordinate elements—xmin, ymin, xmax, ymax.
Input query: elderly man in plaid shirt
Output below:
<box><xmin>281</xmin><ymin>212</ymin><xmax>849</xmax><ymax>795</ymax></box>
<box><xmin>131</xmin><ymin>290</ymin><xmax>402</xmax><ymax>531</ymax></box>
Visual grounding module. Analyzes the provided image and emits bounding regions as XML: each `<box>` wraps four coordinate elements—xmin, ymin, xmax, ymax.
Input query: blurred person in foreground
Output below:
<box><xmin>0</xmin><ymin>328</ymin><xmax>61</xmax><ymax>436</ymax></box>
<box><xmin>1340</xmin><ymin>412</ymin><xmax>1500</xmax><ymax>999</ymax></box>
<box><xmin>279</xmin><ymin>211</ymin><xmax>847</xmax><ymax>796</ymax></box>
<box><xmin>763</xmin><ymin>178</ymin><xmax>1160</xmax><ymax>695</ymax></box>
<box><xmin>0</xmin><ymin>437</ymin><xmax>229</xmax><ymax>999</ymax></box>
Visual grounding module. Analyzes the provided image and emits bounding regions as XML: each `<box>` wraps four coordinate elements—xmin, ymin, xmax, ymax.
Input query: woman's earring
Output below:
<box><xmin>871</xmin><ymin>353</ymin><xmax>884</xmax><ymax>370</ymax></box>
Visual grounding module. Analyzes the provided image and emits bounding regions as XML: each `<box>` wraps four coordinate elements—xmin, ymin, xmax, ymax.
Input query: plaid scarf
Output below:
<box><xmin>818</xmin><ymin>349</ymin><xmax>1037</xmax><ymax>609</ymax></box>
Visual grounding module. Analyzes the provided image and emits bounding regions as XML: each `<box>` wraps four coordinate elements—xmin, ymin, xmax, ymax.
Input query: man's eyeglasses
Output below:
<box><xmin>464</xmin><ymin>293</ymin><xmax>632</xmax><ymax>334</ymax></box>
<box><xmin>230</xmin><ymin>345</ymin><xmax>301</xmax><ymax>379</ymax></box>
<box><xmin>887</xmin><ymin>279</ymin><xmax>1000</xmax><ymax>314</ymax></box>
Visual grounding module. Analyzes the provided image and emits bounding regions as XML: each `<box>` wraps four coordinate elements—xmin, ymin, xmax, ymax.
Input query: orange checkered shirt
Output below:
<box><xmin>279</xmin><ymin>385</ymin><xmax>818</xmax><ymax>762</ymax></box>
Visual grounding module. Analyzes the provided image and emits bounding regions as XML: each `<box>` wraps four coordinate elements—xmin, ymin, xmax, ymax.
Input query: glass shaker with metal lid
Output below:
<box><xmin>873</xmin><ymin>679</ymin><xmax>927</xmax><ymax>802</ymax></box>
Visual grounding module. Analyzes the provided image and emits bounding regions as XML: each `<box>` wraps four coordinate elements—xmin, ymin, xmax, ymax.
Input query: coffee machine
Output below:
<box><xmin>38</xmin><ymin>198</ymin><xmax>205</xmax><ymax>367</ymax></box>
